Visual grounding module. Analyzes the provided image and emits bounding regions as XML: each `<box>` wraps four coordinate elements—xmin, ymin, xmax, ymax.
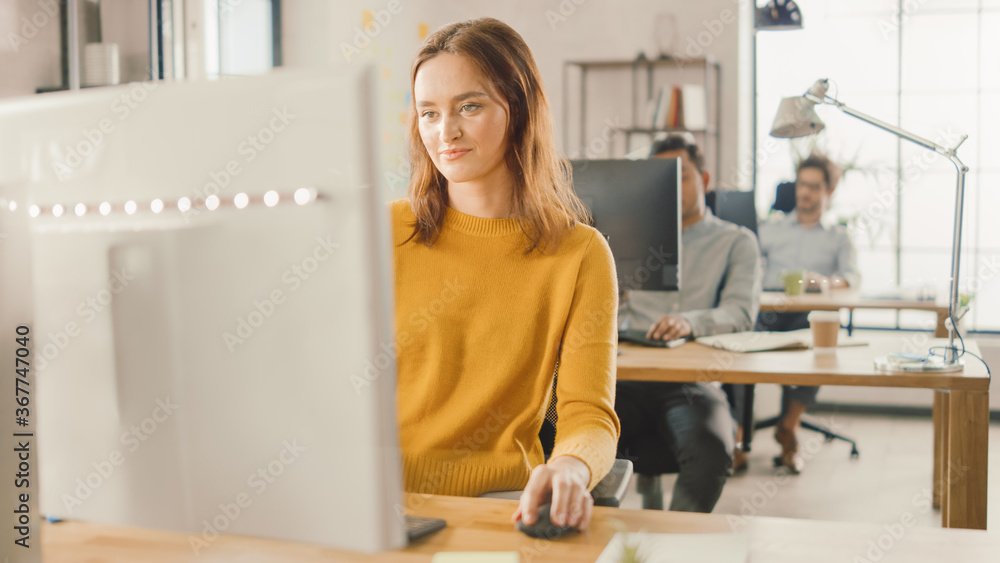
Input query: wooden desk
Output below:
<box><xmin>617</xmin><ymin>336</ymin><xmax>990</xmax><ymax>530</ymax></box>
<box><xmin>41</xmin><ymin>495</ymin><xmax>1000</xmax><ymax>562</ymax></box>
<box><xmin>759</xmin><ymin>289</ymin><xmax>951</xmax><ymax>337</ymax></box>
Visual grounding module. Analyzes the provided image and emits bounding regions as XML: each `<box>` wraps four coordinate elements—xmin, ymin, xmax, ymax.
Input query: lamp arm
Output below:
<box><xmin>801</xmin><ymin>90</ymin><xmax>970</xmax><ymax>363</ymax></box>
<box><xmin>803</xmin><ymin>92</ymin><xmax>967</xmax><ymax>157</ymax></box>
<box><xmin>945</xmin><ymin>153</ymin><xmax>970</xmax><ymax>363</ymax></box>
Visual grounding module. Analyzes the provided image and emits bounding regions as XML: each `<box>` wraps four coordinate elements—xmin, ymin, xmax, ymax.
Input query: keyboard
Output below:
<box><xmin>405</xmin><ymin>515</ymin><xmax>446</xmax><ymax>542</ymax></box>
<box><xmin>618</xmin><ymin>329</ymin><xmax>687</xmax><ymax>349</ymax></box>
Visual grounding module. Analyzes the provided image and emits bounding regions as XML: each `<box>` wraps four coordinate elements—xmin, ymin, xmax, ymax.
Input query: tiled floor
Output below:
<box><xmin>619</xmin><ymin>412</ymin><xmax>1000</xmax><ymax>532</ymax></box>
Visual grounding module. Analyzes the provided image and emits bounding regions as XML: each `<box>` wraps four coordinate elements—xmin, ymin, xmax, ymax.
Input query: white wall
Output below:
<box><xmin>0</xmin><ymin>0</ymin><xmax>62</xmax><ymax>98</ymax></box>
<box><xmin>282</xmin><ymin>0</ymin><xmax>754</xmax><ymax>193</ymax></box>
<box><xmin>2</xmin><ymin>1</ymin><xmax>755</xmax><ymax>187</ymax></box>
<box><xmin>98</xmin><ymin>0</ymin><xmax>152</xmax><ymax>82</ymax></box>
<box><xmin>282</xmin><ymin>0</ymin><xmax>424</xmax><ymax>200</ymax></box>
<box><xmin>2</xmin><ymin>1</ymin><xmax>755</xmax><ymax>189</ymax></box>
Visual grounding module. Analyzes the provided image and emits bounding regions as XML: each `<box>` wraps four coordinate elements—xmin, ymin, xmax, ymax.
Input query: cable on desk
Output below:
<box><xmin>926</xmin><ymin>313</ymin><xmax>992</xmax><ymax>380</ymax></box>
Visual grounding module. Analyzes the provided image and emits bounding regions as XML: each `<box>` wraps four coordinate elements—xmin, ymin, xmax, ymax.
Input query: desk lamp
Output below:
<box><xmin>770</xmin><ymin>78</ymin><xmax>969</xmax><ymax>371</ymax></box>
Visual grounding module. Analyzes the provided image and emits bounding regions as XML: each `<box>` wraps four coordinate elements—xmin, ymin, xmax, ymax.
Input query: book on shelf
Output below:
<box><xmin>681</xmin><ymin>83</ymin><xmax>707</xmax><ymax>130</ymax></box>
<box><xmin>665</xmin><ymin>86</ymin><xmax>683</xmax><ymax>129</ymax></box>
<box><xmin>650</xmin><ymin>86</ymin><xmax>669</xmax><ymax>131</ymax></box>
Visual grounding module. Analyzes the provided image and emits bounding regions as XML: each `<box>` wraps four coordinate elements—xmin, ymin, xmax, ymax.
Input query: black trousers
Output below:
<box><xmin>615</xmin><ymin>381</ymin><xmax>734</xmax><ymax>512</ymax></box>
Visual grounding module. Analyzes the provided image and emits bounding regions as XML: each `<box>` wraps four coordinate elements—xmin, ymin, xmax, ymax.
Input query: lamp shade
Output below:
<box><xmin>756</xmin><ymin>0</ymin><xmax>803</xmax><ymax>30</ymax></box>
<box><xmin>770</xmin><ymin>96</ymin><xmax>825</xmax><ymax>138</ymax></box>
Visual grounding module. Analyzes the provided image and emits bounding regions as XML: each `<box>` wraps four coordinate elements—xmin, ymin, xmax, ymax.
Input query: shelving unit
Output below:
<box><xmin>562</xmin><ymin>57</ymin><xmax>722</xmax><ymax>182</ymax></box>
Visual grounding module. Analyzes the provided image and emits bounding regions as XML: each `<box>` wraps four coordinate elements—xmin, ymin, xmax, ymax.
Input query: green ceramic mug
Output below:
<box><xmin>782</xmin><ymin>269</ymin><xmax>805</xmax><ymax>296</ymax></box>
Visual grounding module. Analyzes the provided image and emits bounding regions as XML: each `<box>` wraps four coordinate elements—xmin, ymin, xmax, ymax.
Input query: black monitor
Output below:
<box><xmin>570</xmin><ymin>159</ymin><xmax>681</xmax><ymax>291</ymax></box>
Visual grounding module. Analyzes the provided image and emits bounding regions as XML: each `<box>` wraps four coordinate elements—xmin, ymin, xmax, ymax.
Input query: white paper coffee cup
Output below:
<box><xmin>808</xmin><ymin>310</ymin><xmax>841</xmax><ymax>354</ymax></box>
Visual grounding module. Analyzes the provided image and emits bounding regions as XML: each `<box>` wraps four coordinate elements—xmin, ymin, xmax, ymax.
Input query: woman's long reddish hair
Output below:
<box><xmin>406</xmin><ymin>18</ymin><xmax>589</xmax><ymax>253</ymax></box>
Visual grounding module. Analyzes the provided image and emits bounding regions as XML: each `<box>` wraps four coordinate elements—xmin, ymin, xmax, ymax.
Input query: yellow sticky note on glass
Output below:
<box><xmin>418</xmin><ymin>22</ymin><xmax>430</xmax><ymax>40</ymax></box>
<box><xmin>362</xmin><ymin>10</ymin><xmax>374</xmax><ymax>29</ymax></box>
<box><xmin>431</xmin><ymin>553</ymin><xmax>518</xmax><ymax>563</ymax></box>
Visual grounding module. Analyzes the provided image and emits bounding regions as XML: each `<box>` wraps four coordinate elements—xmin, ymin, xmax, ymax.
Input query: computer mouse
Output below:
<box><xmin>515</xmin><ymin>503</ymin><xmax>579</xmax><ymax>539</ymax></box>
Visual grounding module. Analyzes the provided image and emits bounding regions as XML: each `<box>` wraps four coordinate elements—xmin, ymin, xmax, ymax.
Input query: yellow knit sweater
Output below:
<box><xmin>391</xmin><ymin>199</ymin><xmax>620</xmax><ymax>496</ymax></box>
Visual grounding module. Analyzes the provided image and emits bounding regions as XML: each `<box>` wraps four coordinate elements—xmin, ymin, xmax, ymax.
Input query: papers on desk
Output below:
<box><xmin>696</xmin><ymin>330</ymin><xmax>868</xmax><ymax>353</ymax></box>
<box><xmin>596</xmin><ymin>532</ymin><xmax>750</xmax><ymax>563</ymax></box>
<box><xmin>862</xmin><ymin>287</ymin><xmax>937</xmax><ymax>301</ymax></box>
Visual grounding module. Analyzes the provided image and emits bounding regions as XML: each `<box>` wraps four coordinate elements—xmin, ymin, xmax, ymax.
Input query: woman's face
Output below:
<box><xmin>414</xmin><ymin>53</ymin><xmax>510</xmax><ymax>189</ymax></box>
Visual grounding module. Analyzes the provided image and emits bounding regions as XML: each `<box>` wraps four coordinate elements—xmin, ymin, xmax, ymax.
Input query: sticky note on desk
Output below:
<box><xmin>432</xmin><ymin>553</ymin><xmax>517</xmax><ymax>563</ymax></box>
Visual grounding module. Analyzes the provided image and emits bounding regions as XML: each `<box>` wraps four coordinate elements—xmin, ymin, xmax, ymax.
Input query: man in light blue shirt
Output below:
<box><xmin>759</xmin><ymin>163</ymin><xmax>859</xmax><ymax>291</ymax></box>
<box><xmin>616</xmin><ymin>135</ymin><xmax>761</xmax><ymax>513</ymax></box>
<box><xmin>757</xmin><ymin>152</ymin><xmax>859</xmax><ymax>473</ymax></box>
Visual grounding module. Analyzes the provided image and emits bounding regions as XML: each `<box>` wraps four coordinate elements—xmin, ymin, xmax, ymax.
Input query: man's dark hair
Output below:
<box><xmin>797</xmin><ymin>152</ymin><xmax>840</xmax><ymax>190</ymax></box>
<box><xmin>648</xmin><ymin>134</ymin><xmax>704</xmax><ymax>174</ymax></box>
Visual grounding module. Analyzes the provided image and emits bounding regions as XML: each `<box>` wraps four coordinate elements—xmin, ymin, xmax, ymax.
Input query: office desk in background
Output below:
<box><xmin>759</xmin><ymin>289</ymin><xmax>951</xmax><ymax>338</ymax></box>
<box><xmin>41</xmin><ymin>495</ymin><xmax>1000</xmax><ymax>562</ymax></box>
<box><xmin>616</xmin><ymin>336</ymin><xmax>990</xmax><ymax>530</ymax></box>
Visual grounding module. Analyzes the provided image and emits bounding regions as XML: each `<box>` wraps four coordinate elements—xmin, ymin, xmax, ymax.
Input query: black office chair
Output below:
<box><xmin>703</xmin><ymin>190</ymin><xmax>761</xmax><ymax>456</ymax></box>
<box><xmin>537</xmin><ymin>372</ymin><xmax>633</xmax><ymax>507</ymax></box>
<box><xmin>742</xmin><ymin>183</ymin><xmax>860</xmax><ymax>462</ymax></box>
<box><xmin>614</xmin><ymin>422</ymin><xmax>681</xmax><ymax>510</ymax></box>
<box><xmin>705</xmin><ymin>189</ymin><xmax>759</xmax><ymax>236</ymax></box>
<box><xmin>771</xmin><ymin>181</ymin><xmax>797</xmax><ymax>213</ymax></box>
<box><xmin>752</xmin><ymin>402</ymin><xmax>860</xmax><ymax>460</ymax></box>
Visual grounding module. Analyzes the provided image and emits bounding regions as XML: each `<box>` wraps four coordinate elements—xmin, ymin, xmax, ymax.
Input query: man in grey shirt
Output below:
<box><xmin>757</xmin><ymin>152</ymin><xmax>859</xmax><ymax>473</ymax></box>
<box><xmin>616</xmin><ymin>135</ymin><xmax>761</xmax><ymax>512</ymax></box>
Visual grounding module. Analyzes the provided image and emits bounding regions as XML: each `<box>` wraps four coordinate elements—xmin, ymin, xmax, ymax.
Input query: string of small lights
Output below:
<box><xmin>1</xmin><ymin>188</ymin><xmax>320</xmax><ymax>219</ymax></box>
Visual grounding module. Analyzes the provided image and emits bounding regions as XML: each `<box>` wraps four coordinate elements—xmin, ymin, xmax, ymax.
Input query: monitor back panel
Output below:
<box><xmin>570</xmin><ymin>159</ymin><xmax>681</xmax><ymax>291</ymax></box>
<box><xmin>0</xmin><ymin>68</ymin><xmax>405</xmax><ymax>553</ymax></box>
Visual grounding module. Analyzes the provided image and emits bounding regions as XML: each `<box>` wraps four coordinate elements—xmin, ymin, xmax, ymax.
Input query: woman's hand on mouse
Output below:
<box><xmin>511</xmin><ymin>455</ymin><xmax>593</xmax><ymax>530</ymax></box>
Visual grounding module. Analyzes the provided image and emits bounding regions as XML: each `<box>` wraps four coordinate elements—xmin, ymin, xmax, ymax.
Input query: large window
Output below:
<box><xmin>204</xmin><ymin>0</ymin><xmax>278</xmax><ymax>79</ymax></box>
<box><xmin>756</xmin><ymin>0</ymin><xmax>1000</xmax><ymax>332</ymax></box>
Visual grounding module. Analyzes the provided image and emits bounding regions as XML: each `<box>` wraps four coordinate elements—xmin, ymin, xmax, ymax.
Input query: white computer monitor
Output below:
<box><xmin>0</xmin><ymin>67</ymin><xmax>405</xmax><ymax>553</ymax></box>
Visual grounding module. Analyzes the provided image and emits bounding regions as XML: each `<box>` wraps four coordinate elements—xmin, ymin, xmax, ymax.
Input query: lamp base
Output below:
<box><xmin>874</xmin><ymin>354</ymin><xmax>965</xmax><ymax>373</ymax></box>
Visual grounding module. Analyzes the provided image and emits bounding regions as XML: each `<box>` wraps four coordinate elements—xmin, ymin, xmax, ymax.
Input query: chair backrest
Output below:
<box><xmin>705</xmin><ymin>190</ymin><xmax>759</xmax><ymax>235</ymax></box>
<box><xmin>540</xmin><ymin>375</ymin><xmax>558</xmax><ymax>460</ymax></box>
<box><xmin>772</xmin><ymin>181</ymin><xmax>797</xmax><ymax>213</ymax></box>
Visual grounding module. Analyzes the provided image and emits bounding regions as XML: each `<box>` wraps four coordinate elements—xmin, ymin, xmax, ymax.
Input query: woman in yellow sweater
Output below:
<box><xmin>394</xmin><ymin>17</ymin><xmax>619</xmax><ymax>531</ymax></box>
